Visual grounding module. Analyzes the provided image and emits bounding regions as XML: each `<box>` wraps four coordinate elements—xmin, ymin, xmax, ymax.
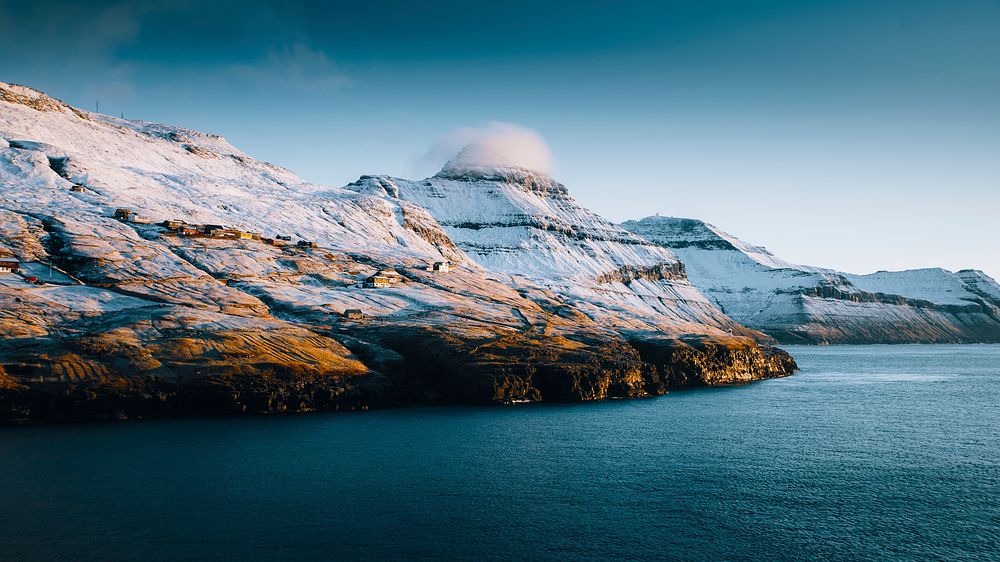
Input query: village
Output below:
<box><xmin>111</xmin><ymin>207</ymin><xmax>451</xmax><ymax>280</ymax></box>
<box><xmin>113</xmin><ymin>207</ymin><xmax>320</xmax><ymax>249</ymax></box>
<box><xmin>122</xmin><ymin>207</ymin><xmax>453</xmax><ymax>313</ymax></box>
<box><xmin>0</xmin><ymin>203</ymin><xmax>452</xmax><ymax>322</ymax></box>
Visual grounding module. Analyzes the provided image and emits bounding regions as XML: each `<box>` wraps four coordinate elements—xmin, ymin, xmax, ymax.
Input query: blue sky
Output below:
<box><xmin>2</xmin><ymin>0</ymin><xmax>998</xmax><ymax>278</ymax></box>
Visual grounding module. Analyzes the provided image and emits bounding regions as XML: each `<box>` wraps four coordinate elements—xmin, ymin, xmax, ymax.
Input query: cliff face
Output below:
<box><xmin>378</xmin><ymin>327</ymin><xmax>795</xmax><ymax>404</ymax></box>
<box><xmin>0</xmin><ymin>82</ymin><xmax>796</xmax><ymax>423</ymax></box>
<box><xmin>0</xmin><ymin>310</ymin><xmax>379</xmax><ymax>423</ymax></box>
<box><xmin>622</xmin><ymin>216</ymin><xmax>1000</xmax><ymax>344</ymax></box>
<box><xmin>0</xmin><ymin>234</ymin><xmax>795</xmax><ymax>422</ymax></box>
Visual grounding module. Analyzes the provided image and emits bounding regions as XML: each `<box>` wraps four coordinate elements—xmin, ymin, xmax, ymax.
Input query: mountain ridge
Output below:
<box><xmin>622</xmin><ymin>215</ymin><xmax>1000</xmax><ymax>344</ymax></box>
<box><xmin>345</xmin><ymin>162</ymin><xmax>759</xmax><ymax>337</ymax></box>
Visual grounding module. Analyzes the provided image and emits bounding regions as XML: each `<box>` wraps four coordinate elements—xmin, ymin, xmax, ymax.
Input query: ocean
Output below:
<box><xmin>1</xmin><ymin>345</ymin><xmax>998</xmax><ymax>561</ymax></box>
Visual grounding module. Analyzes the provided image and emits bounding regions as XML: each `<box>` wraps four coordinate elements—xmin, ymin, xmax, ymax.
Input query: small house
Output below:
<box><xmin>376</xmin><ymin>269</ymin><xmax>402</xmax><ymax>283</ymax></box>
<box><xmin>342</xmin><ymin>309</ymin><xmax>364</xmax><ymax>319</ymax></box>
<box><xmin>262</xmin><ymin>237</ymin><xmax>287</xmax><ymax>247</ymax></box>
<box><xmin>364</xmin><ymin>274</ymin><xmax>392</xmax><ymax>288</ymax></box>
<box><xmin>277</xmin><ymin>235</ymin><xmax>292</xmax><ymax>241</ymax></box>
<box><xmin>178</xmin><ymin>227</ymin><xmax>200</xmax><ymax>236</ymax></box>
<box><xmin>114</xmin><ymin>208</ymin><xmax>132</xmax><ymax>221</ymax></box>
<box><xmin>432</xmin><ymin>261</ymin><xmax>451</xmax><ymax>273</ymax></box>
<box><xmin>202</xmin><ymin>224</ymin><xmax>225</xmax><ymax>234</ymax></box>
<box><xmin>297</xmin><ymin>240</ymin><xmax>318</xmax><ymax>248</ymax></box>
<box><xmin>238</xmin><ymin>232</ymin><xmax>255</xmax><ymax>240</ymax></box>
<box><xmin>70</xmin><ymin>185</ymin><xmax>86</xmax><ymax>192</ymax></box>
<box><xmin>0</xmin><ymin>259</ymin><xmax>19</xmax><ymax>273</ymax></box>
<box><xmin>130</xmin><ymin>214</ymin><xmax>152</xmax><ymax>224</ymax></box>
<box><xmin>162</xmin><ymin>219</ymin><xmax>186</xmax><ymax>230</ymax></box>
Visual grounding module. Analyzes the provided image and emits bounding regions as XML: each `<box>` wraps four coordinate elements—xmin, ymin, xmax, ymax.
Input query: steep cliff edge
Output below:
<box><xmin>622</xmin><ymin>216</ymin><xmax>1000</xmax><ymax>344</ymax></box>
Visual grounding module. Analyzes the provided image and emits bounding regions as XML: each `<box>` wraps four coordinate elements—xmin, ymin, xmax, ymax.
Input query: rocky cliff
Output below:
<box><xmin>0</xmin><ymin>82</ymin><xmax>795</xmax><ymax>423</ymax></box>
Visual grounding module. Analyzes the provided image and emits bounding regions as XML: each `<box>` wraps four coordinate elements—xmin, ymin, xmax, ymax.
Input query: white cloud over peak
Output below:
<box><xmin>423</xmin><ymin>122</ymin><xmax>552</xmax><ymax>175</ymax></box>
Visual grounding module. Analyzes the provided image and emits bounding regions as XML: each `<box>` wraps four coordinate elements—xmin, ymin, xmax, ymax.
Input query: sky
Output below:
<box><xmin>2</xmin><ymin>0</ymin><xmax>998</xmax><ymax>278</ymax></box>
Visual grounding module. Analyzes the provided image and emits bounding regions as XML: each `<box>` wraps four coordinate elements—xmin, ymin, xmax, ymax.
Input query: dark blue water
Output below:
<box><xmin>2</xmin><ymin>345</ymin><xmax>999</xmax><ymax>561</ymax></box>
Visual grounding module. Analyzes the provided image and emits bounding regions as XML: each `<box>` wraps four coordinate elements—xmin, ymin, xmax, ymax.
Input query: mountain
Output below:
<box><xmin>345</xmin><ymin>156</ymin><xmax>750</xmax><ymax>336</ymax></box>
<box><xmin>621</xmin><ymin>216</ymin><xmax>1000</xmax><ymax>344</ymax></box>
<box><xmin>0</xmin><ymin>83</ymin><xmax>794</xmax><ymax>423</ymax></box>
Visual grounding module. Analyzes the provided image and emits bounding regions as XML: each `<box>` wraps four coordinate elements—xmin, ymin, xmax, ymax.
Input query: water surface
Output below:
<box><xmin>2</xmin><ymin>345</ymin><xmax>998</xmax><ymax>560</ymax></box>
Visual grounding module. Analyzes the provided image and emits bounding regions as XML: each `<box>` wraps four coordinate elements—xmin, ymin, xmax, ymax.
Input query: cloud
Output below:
<box><xmin>423</xmin><ymin>122</ymin><xmax>552</xmax><ymax>174</ymax></box>
<box><xmin>228</xmin><ymin>44</ymin><xmax>353</xmax><ymax>91</ymax></box>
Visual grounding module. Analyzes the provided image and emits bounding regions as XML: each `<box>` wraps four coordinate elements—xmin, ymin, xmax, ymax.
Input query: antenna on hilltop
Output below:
<box><xmin>96</xmin><ymin>100</ymin><xmax>100</xmax><ymax>113</ymax></box>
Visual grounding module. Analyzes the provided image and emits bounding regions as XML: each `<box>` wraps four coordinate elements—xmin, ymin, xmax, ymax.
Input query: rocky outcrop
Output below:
<box><xmin>0</xmin><ymin>83</ymin><xmax>90</xmax><ymax>119</ymax></box>
<box><xmin>595</xmin><ymin>262</ymin><xmax>687</xmax><ymax>285</ymax></box>
<box><xmin>296</xmin><ymin>324</ymin><xmax>794</xmax><ymax>405</ymax></box>
<box><xmin>628</xmin><ymin>335</ymin><xmax>797</xmax><ymax>387</ymax></box>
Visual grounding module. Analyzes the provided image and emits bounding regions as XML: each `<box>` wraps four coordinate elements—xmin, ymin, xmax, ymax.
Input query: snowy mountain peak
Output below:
<box><xmin>435</xmin><ymin>159</ymin><xmax>564</xmax><ymax>195</ymax></box>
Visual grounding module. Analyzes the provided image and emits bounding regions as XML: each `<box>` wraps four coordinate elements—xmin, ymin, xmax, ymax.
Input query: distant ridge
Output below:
<box><xmin>622</xmin><ymin>215</ymin><xmax>1000</xmax><ymax>344</ymax></box>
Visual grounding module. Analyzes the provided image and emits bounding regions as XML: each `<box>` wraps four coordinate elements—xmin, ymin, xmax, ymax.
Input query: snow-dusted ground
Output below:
<box><xmin>0</xmin><ymin>80</ymin><xmax>751</xmax><ymax>356</ymax></box>
<box><xmin>14</xmin><ymin>262</ymin><xmax>76</xmax><ymax>284</ymax></box>
<box><xmin>622</xmin><ymin>216</ymin><xmax>1000</xmax><ymax>343</ymax></box>
<box><xmin>0</xmin><ymin>87</ymin><xmax>464</xmax><ymax>266</ymax></box>
<box><xmin>0</xmin><ymin>82</ymin><xmax>483</xmax><ymax>309</ymax></box>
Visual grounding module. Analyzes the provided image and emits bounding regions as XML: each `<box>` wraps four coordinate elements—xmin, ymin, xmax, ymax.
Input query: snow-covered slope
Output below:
<box><xmin>0</xmin><ymin>84</ymin><xmax>466</xmax><ymax>266</ymax></box>
<box><xmin>346</xmin><ymin>156</ymin><xmax>748</xmax><ymax>336</ymax></box>
<box><xmin>622</xmin><ymin>216</ymin><xmax>1000</xmax><ymax>343</ymax></box>
<box><xmin>0</xmin><ymin>82</ymin><xmax>795</xmax><ymax>422</ymax></box>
